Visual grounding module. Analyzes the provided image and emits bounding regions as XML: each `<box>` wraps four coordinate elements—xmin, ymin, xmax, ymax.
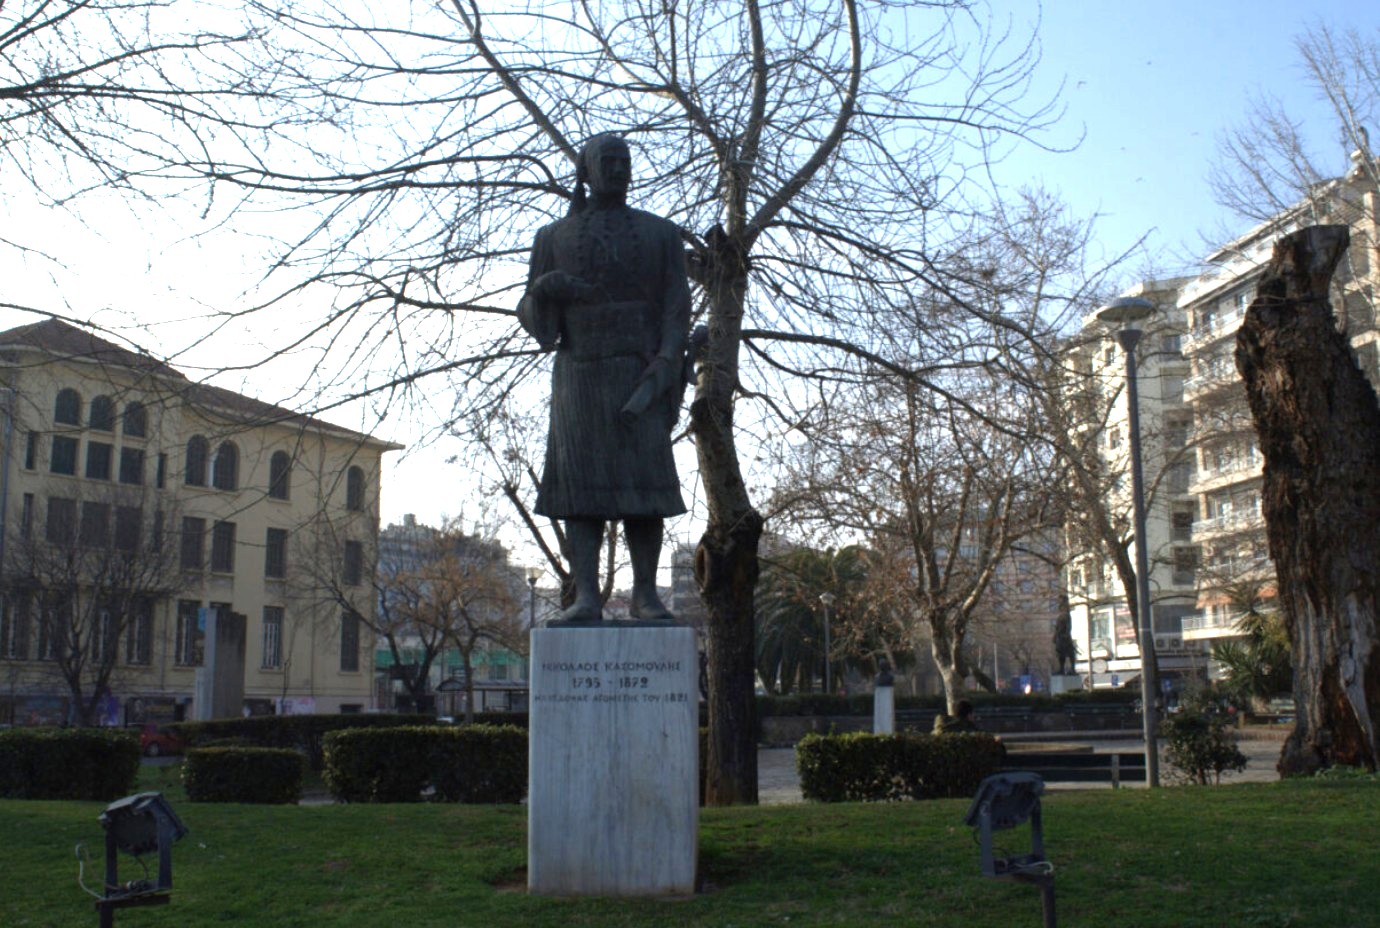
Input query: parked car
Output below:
<box><xmin>130</xmin><ymin>723</ymin><xmax>184</xmax><ymax>757</ymax></box>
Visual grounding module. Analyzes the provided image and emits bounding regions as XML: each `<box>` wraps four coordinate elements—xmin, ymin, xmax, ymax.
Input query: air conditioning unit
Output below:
<box><xmin>1154</xmin><ymin>636</ymin><xmax>1169</xmax><ymax>651</ymax></box>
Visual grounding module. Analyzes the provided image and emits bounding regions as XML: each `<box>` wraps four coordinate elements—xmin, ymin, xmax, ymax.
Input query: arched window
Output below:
<box><xmin>54</xmin><ymin>388</ymin><xmax>81</xmax><ymax>426</ymax></box>
<box><xmin>269</xmin><ymin>451</ymin><xmax>291</xmax><ymax>500</ymax></box>
<box><xmin>212</xmin><ymin>442</ymin><xmax>239</xmax><ymax>491</ymax></box>
<box><xmin>123</xmin><ymin>401</ymin><xmax>147</xmax><ymax>438</ymax></box>
<box><xmin>346</xmin><ymin>466</ymin><xmax>365</xmax><ymax>512</ymax></box>
<box><xmin>89</xmin><ymin>396</ymin><xmax>115</xmax><ymax>431</ymax></box>
<box><xmin>185</xmin><ymin>436</ymin><xmax>209</xmax><ymax>487</ymax></box>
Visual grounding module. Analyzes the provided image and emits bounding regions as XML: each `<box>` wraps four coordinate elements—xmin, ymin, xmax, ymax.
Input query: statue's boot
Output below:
<box><xmin>626</xmin><ymin>517</ymin><xmax>674</xmax><ymax>622</ymax></box>
<box><xmin>560</xmin><ymin>518</ymin><xmax>604</xmax><ymax>623</ymax></box>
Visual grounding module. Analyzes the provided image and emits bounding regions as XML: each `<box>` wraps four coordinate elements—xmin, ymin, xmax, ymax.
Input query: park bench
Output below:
<box><xmin>1000</xmin><ymin>751</ymin><xmax>1147</xmax><ymax>788</ymax></box>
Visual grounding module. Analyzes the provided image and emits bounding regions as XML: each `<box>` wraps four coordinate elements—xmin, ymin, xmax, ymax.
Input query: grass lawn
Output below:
<box><xmin>2</xmin><ymin>777</ymin><xmax>1375</xmax><ymax>928</ymax></box>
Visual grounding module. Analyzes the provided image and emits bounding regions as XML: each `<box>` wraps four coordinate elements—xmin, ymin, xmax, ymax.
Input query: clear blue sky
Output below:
<box><xmin>1007</xmin><ymin>0</ymin><xmax>1380</xmax><ymax>277</ymax></box>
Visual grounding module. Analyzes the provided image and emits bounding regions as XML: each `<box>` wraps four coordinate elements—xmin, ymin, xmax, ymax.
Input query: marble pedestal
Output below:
<box><xmin>528</xmin><ymin>624</ymin><xmax>698</xmax><ymax>896</ymax></box>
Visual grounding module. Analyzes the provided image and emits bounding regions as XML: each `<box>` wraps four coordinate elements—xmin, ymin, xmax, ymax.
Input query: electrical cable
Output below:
<box><xmin>74</xmin><ymin>843</ymin><xmax>103</xmax><ymax>900</ymax></box>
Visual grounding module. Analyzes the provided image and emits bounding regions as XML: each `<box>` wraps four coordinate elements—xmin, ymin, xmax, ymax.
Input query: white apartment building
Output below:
<box><xmin>0</xmin><ymin>319</ymin><xmax>401</xmax><ymax>724</ymax></box>
<box><xmin>1066</xmin><ymin>150</ymin><xmax>1379</xmax><ymax>690</ymax></box>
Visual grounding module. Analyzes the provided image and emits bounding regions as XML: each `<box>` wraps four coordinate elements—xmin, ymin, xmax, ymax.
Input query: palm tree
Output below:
<box><xmin>754</xmin><ymin>545</ymin><xmax>880</xmax><ymax>695</ymax></box>
<box><xmin>1211</xmin><ymin>579</ymin><xmax>1292</xmax><ymax>710</ymax></box>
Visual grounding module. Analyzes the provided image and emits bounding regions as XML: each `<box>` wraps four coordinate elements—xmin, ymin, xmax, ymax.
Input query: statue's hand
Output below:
<box><xmin>532</xmin><ymin>271</ymin><xmax>596</xmax><ymax>305</ymax></box>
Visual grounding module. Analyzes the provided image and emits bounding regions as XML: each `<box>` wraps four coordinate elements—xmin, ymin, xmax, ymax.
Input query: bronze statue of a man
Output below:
<box><xmin>518</xmin><ymin>133</ymin><xmax>690</xmax><ymax>623</ymax></box>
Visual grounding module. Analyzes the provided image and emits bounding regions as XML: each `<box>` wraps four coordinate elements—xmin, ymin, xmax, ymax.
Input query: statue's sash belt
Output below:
<box><xmin>562</xmin><ymin>301</ymin><xmax>655</xmax><ymax>361</ymax></box>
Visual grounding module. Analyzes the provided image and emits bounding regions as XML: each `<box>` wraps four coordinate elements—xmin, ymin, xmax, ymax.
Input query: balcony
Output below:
<box><xmin>1189</xmin><ymin>454</ymin><xmax>1262</xmax><ymax>494</ymax></box>
<box><xmin>1181</xmin><ymin>611</ymin><xmax>1244</xmax><ymax>642</ymax></box>
<box><xmin>1183</xmin><ymin>362</ymin><xmax>1241</xmax><ymax>399</ymax></box>
<box><xmin>1191</xmin><ymin>507</ymin><xmax>1266</xmax><ymax>541</ymax></box>
<box><xmin>1184</xmin><ymin>307</ymin><xmax>1246</xmax><ymax>349</ymax></box>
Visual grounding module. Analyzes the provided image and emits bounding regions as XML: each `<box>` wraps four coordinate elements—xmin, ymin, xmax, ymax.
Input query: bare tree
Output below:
<box><xmin>300</xmin><ymin>515</ymin><xmax>520</xmax><ymax>721</ymax></box>
<box><xmin>0</xmin><ymin>1</ymin><xmax>301</xmax><ymax>222</ymax></box>
<box><xmin>2</xmin><ymin>490</ymin><xmax>176</xmax><ymax>726</ymax></box>
<box><xmin>202</xmin><ymin>0</ymin><xmax>1061</xmax><ymax>804</ymax></box>
<box><xmin>1208</xmin><ymin>22</ymin><xmax>1378</xmax><ymax>225</ymax></box>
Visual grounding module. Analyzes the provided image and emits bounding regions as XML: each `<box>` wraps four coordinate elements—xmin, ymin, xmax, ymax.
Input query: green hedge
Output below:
<box><xmin>168</xmin><ymin>714</ymin><xmax>439</xmax><ymax>771</ymax></box>
<box><xmin>795</xmin><ymin>732</ymin><xmax>1005</xmax><ymax>802</ymax></box>
<box><xmin>0</xmin><ymin>728</ymin><xmax>140</xmax><ymax>800</ymax></box>
<box><xmin>322</xmin><ymin>725</ymin><xmax>527</xmax><ymax>803</ymax></box>
<box><xmin>183</xmin><ymin>747</ymin><xmax>305</xmax><ymax>804</ymax></box>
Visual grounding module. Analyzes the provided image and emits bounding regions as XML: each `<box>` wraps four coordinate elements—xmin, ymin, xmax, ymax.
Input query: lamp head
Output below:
<box><xmin>1096</xmin><ymin>296</ymin><xmax>1155</xmax><ymax>335</ymax></box>
<box><xmin>525</xmin><ymin>566</ymin><xmax>542</xmax><ymax>585</ymax></box>
<box><xmin>819</xmin><ymin>592</ymin><xmax>837</xmax><ymax>607</ymax></box>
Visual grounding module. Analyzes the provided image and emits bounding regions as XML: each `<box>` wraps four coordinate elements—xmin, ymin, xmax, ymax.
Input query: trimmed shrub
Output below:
<box><xmin>430</xmin><ymin>725</ymin><xmax>527</xmax><ymax>803</ymax></box>
<box><xmin>168</xmin><ymin>714</ymin><xmax>438</xmax><ymax>770</ymax></box>
<box><xmin>0</xmin><ymin>728</ymin><xmax>140</xmax><ymax>801</ymax></box>
<box><xmin>323</xmin><ymin>724</ymin><xmax>527</xmax><ymax>803</ymax></box>
<box><xmin>795</xmin><ymin>731</ymin><xmax>1005</xmax><ymax>802</ymax></box>
<box><xmin>183</xmin><ymin>747</ymin><xmax>305</xmax><ymax>804</ymax></box>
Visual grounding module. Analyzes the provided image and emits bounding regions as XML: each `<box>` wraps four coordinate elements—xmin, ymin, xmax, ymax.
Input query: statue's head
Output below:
<box><xmin>572</xmin><ymin>133</ymin><xmax>631</xmax><ymax>210</ymax></box>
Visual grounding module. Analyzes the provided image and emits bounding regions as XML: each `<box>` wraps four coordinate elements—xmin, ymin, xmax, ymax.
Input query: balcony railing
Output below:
<box><xmin>1184</xmin><ymin>307</ymin><xmax>1247</xmax><ymax>348</ymax></box>
<box><xmin>1181</xmin><ymin>612</ymin><xmax>1240</xmax><ymax>633</ymax></box>
<box><xmin>1184</xmin><ymin>364</ymin><xmax>1239</xmax><ymax>396</ymax></box>
<box><xmin>1191</xmin><ymin>508</ymin><xmax>1265</xmax><ymax>537</ymax></box>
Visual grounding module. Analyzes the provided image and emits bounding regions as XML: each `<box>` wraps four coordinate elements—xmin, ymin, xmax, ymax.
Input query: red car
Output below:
<box><xmin>131</xmin><ymin>723</ymin><xmax>184</xmax><ymax>757</ymax></box>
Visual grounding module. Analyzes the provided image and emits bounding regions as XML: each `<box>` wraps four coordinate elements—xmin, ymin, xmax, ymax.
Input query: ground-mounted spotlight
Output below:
<box><xmin>93</xmin><ymin>792</ymin><xmax>188</xmax><ymax>927</ymax></box>
<box><xmin>963</xmin><ymin>772</ymin><xmax>1055</xmax><ymax>928</ymax></box>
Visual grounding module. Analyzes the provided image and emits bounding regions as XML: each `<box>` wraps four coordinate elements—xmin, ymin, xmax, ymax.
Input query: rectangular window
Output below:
<box><xmin>46</xmin><ymin>497</ymin><xmax>77</xmax><ymax>545</ymax></box>
<box><xmin>50</xmin><ymin>435</ymin><xmax>78</xmax><ymax>475</ymax></box>
<box><xmin>175</xmin><ymin>600</ymin><xmax>203</xmax><ymax>666</ymax></box>
<box><xmin>262</xmin><ymin>606</ymin><xmax>283</xmax><ymax>669</ymax></box>
<box><xmin>19</xmin><ymin>493</ymin><xmax>33</xmax><ymax>539</ymax></box>
<box><xmin>343</xmin><ymin>540</ymin><xmax>363</xmax><ymax>586</ymax></box>
<box><xmin>180</xmin><ymin>517</ymin><xmax>205</xmax><ymax>570</ymax></box>
<box><xmin>85</xmin><ymin>441</ymin><xmax>113</xmax><ymax>480</ymax></box>
<box><xmin>23</xmin><ymin>431</ymin><xmax>36</xmax><ymax>470</ymax></box>
<box><xmin>80</xmin><ymin>501</ymin><xmax>111</xmax><ymax>547</ymax></box>
<box><xmin>124</xmin><ymin>603</ymin><xmax>152</xmax><ymax>665</ymax></box>
<box><xmin>36</xmin><ymin>597</ymin><xmax>70</xmax><ymax>661</ymax></box>
<box><xmin>210</xmin><ymin>521</ymin><xmax>236</xmax><ymax>573</ymax></box>
<box><xmin>265</xmin><ymin>528</ymin><xmax>288</xmax><ymax>579</ymax></box>
<box><xmin>96</xmin><ymin>607</ymin><xmax>117</xmax><ymax>663</ymax></box>
<box><xmin>339</xmin><ymin>611</ymin><xmax>360</xmax><ymax>672</ymax></box>
<box><xmin>490</xmin><ymin>661</ymin><xmax>509</xmax><ymax>682</ymax></box>
<box><xmin>1</xmin><ymin>594</ymin><xmax>32</xmax><ymax>659</ymax></box>
<box><xmin>118</xmin><ymin>448</ymin><xmax>145</xmax><ymax>485</ymax></box>
<box><xmin>114</xmin><ymin>506</ymin><xmax>142</xmax><ymax>553</ymax></box>
<box><xmin>156</xmin><ymin>453</ymin><xmax>167</xmax><ymax>489</ymax></box>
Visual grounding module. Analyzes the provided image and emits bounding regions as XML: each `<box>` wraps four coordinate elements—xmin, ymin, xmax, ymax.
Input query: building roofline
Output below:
<box><xmin>0</xmin><ymin>318</ymin><xmax>404</xmax><ymax>452</ymax></box>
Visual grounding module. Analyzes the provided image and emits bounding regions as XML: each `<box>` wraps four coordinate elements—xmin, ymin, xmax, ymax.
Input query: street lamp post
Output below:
<box><xmin>525</xmin><ymin>566</ymin><xmax>542</xmax><ymax>629</ymax></box>
<box><xmin>1098</xmin><ymin>295</ymin><xmax>1161</xmax><ymax>788</ymax></box>
<box><xmin>819</xmin><ymin>592</ymin><xmax>836</xmax><ymax>695</ymax></box>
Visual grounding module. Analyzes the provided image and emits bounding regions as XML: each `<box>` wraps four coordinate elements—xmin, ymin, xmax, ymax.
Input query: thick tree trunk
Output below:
<box><xmin>1235</xmin><ymin>224</ymin><xmax>1380</xmax><ymax>775</ymax></box>
<box><xmin>691</xmin><ymin>255</ymin><xmax>762</xmax><ymax>806</ymax></box>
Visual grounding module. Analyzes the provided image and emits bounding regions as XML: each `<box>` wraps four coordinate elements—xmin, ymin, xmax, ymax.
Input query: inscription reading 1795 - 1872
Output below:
<box><xmin>534</xmin><ymin>658</ymin><xmax>690</xmax><ymax>705</ymax></box>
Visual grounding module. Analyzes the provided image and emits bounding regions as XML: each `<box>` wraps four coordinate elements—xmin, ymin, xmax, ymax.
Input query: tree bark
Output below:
<box><xmin>1235</xmin><ymin>224</ymin><xmax>1380</xmax><ymax>775</ymax></box>
<box><xmin>691</xmin><ymin>252</ymin><xmax>763</xmax><ymax>806</ymax></box>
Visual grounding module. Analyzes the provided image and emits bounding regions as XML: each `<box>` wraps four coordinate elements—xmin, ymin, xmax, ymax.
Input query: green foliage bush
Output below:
<box><xmin>169</xmin><ymin>714</ymin><xmax>438</xmax><ymax>770</ymax></box>
<box><xmin>1160</xmin><ymin>692</ymin><xmax>1248</xmax><ymax>785</ymax></box>
<box><xmin>323</xmin><ymin>725</ymin><xmax>527</xmax><ymax>803</ymax></box>
<box><xmin>795</xmin><ymin>731</ymin><xmax>1005</xmax><ymax>802</ymax></box>
<box><xmin>183</xmin><ymin>748</ymin><xmax>305</xmax><ymax>804</ymax></box>
<box><xmin>0</xmin><ymin>728</ymin><xmax>140</xmax><ymax>801</ymax></box>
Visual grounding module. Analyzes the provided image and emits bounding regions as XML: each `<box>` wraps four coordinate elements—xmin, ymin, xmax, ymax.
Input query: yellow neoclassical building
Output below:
<box><xmin>0</xmin><ymin>319</ymin><xmax>401</xmax><ymax>725</ymax></box>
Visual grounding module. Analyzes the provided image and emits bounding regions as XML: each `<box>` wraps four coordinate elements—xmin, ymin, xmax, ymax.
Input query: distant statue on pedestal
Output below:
<box><xmin>518</xmin><ymin>133</ymin><xmax>691</xmax><ymax>623</ymax></box>
<box><xmin>1054</xmin><ymin>594</ymin><xmax>1078</xmax><ymax>675</ymax></box>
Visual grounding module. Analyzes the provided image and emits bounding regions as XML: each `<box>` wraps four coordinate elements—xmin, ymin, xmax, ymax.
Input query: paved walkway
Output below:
<box><xmin>757</xmin><ymin>729</ymin><xmax>1289</xmax><ymax>804</ymax></box>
